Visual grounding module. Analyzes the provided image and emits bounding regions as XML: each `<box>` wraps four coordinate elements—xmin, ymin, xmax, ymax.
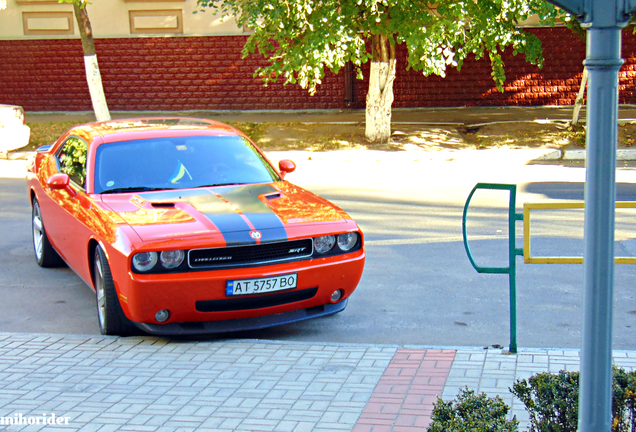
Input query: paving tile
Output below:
<box><xmin>273</xmin><ymin>420</ymin><xmax>298</xmax><ymax>432</ymax></box>
<box><xmin>4</xmin><ymin>333</ymin><xmax>636</xmax><ymax>432</ymax></box>
<box><xmin>353</xmin><ymin>349</ymin><xmax>456</xmax><ymax>430</ymax></box>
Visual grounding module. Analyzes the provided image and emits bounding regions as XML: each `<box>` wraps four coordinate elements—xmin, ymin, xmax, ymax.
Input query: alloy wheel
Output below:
<box><xmin>95</xmin><ymin>253</ymin><xmax>106</xmax><ymax>329</ymax></box>
<box><xmin>32</xmin><ymin>202</ymin><xmax>44</xmax><ymax>261</ymax></box>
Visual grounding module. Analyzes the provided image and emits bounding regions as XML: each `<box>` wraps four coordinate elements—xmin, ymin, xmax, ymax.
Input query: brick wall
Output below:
<box><xmin>0</xmin><ymin>36</ymin><xmax>344</xmax><ymax>112</ymax></box>
<box><xmin>1</xmin><ymin>28</ymin><xmax>636</xmax><ymax>112</ymax></box>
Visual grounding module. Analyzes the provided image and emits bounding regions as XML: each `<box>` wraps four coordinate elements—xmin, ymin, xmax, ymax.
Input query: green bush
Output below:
<box><xmin>428</xmin><ymin>387</ymin><xmax>518</xmax><ymax>432</ymax></box>
<box><xmin>511</xmin><ymin>368</ymin><xmax>636</xmax><ymax>432</ymax></box>
<box><xmin>612</xmin><ymin>368</ymin><xmax>636</xmax><ymax>432</ymax></box>
<box><xmin>510</xmin><ymin>370</ymin><xmax>579</xmax><ymax>432</ymax></box>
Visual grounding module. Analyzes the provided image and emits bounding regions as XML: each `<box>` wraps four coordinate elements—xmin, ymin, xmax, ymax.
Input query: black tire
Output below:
<box><xmin>94</xmin><ymin>246</ymin><xmax>137</xmax><ymax>336</ymax></box>
<box><xmin>31</xmin><ymin>198</ymin><xmax>65</xmax><ymax>268</ymax></box>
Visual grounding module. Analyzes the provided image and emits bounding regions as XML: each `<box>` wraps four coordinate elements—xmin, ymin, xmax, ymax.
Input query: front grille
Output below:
<box><xmin>188</xmin><ymin>239</ymin><xmax>313</xmax><ymax>269</ymax></box>
<box><xmin>196</xmin><ymin>287</ymin><xmax>318</xmax><ymax>312</ymax></box>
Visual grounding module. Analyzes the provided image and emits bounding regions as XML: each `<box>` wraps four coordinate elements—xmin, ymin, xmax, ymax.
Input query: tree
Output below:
<box><xmin>566</xmin><ymin>20</ymin><xmax>587</xmax><ymax>127</ymax></box>
<box><xmin>197</xmin><ymin>0</ymin><xmax>564</xmax><ymax>143</ymax></box>
<box><xmin>59</xmin><ymin>0</ymin><xmax>110</xmax><ymax>121</ymax></box>
<box><xmin>571</xmin><ymin>67</ymin><xmax>587</xmax><ymax>127</ymax></box>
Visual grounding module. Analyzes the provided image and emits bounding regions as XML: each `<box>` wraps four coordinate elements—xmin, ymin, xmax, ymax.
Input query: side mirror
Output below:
<box><xmin>46</xmin><ymin>173</ymin><xmax>75</xmax><ymax>196</ymax></box>
<box><xmin>278</xmin><ymin>159</ymin><xmax>296</xmax><ymax>180</ymax></box>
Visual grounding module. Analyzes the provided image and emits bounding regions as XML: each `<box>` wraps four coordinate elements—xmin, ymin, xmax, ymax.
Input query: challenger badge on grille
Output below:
<box><xmin>188</xmin><ymin>239</ymin><xmax>313</xmax><ymax>269</ymax></box>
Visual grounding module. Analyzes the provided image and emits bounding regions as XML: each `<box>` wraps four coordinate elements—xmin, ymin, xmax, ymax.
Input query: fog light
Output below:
<box><xmin>330</xmin><ymin>289</ymin><xmax>343</xmax><ymax>303</ymax></box>
<box><xmin>155</xmin><ymin>309</ymin><xmax>170</xmax><ymax>323</ymax></box>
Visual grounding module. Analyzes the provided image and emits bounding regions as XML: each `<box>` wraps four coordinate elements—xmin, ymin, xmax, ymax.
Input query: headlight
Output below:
<box><xmin>132</xmin><ymin>252</ymin><xmax>158</xmax><ymax>272</ymax></box>
<box><xmin>314</xmin><ymin>235</ymin><xmax>336</xmax><ymax>254</ymax></box>
<box><xmin>337</xmin><ymin>233</ymin><xmax>358</xmax><ymax>251</ymax></box>
<box><xmin>160</xmin><ymin>250</ymin><xmax>185</xmax><ymax>269</ymax></box>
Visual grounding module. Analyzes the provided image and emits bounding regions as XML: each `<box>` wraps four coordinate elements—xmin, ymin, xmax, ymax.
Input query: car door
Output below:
<box><xmin>43</xmin><ymin>136</ymin><xmax>97</xmax><ymax>284</ymax></box>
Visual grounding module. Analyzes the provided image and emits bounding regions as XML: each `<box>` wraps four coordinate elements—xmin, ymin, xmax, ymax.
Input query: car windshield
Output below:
<box><xmin>94</xmin><ymin>135</ymin><xmax>279</xmax><ymax>194</ymax></box>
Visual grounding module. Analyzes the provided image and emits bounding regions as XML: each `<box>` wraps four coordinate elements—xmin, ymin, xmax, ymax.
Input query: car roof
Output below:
<box><xmin>70</xmin><ymin>117</ymin><xmax>242</xmax><ymax>144</ymax></box>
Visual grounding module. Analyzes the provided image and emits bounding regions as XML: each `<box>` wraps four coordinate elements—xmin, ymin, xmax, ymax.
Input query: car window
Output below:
<box><xmin>94</xmin><ymin>135</ymin><xmax>280</xmax><ymax>194</ymax></box>
<box><xmin>57</xmin><ymin>136</ymin><xmax>88</xmax><ymax>189</ymax></box>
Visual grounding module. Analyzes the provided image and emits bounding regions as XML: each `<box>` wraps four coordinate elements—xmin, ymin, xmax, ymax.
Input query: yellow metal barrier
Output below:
<box><xmin>523</xmin><ymin>201</ymin><xmax>636</xmax><ymax>264</ymax></box>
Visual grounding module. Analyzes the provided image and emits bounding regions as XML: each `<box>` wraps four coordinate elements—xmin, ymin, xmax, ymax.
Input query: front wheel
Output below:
<box><xmin>32</xmin><ymin>198</ymin><xmax>64</xmax><ymax>268</ymax></box>
<box><xmin>94</xmin><ymin>246</ymin><xmax>137</xmax><ymax>336</ymax></box>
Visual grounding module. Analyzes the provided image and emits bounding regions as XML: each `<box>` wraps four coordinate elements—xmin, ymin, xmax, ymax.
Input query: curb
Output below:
<box><xmin>0</xmin><ymin>331</ymin><xmax>625</xmax><ymax>354</ymax></box>
<box><xmin>6</xmin><ymin>149</ymin><xmax>636</xmax><ymax>162</ymax></box>
<box><xmin>0</xmin><ymin>150</ymin><xmax>33</xmax><ymax>161</ymax></box>
<box><xmin>5</xmin><ymin>150</ymin><xmax>636</xmax><ymax>162</ymax></box>
<box><xmin>6</xmin><ymin>148</ymin><xmax>636</xmax><ymax>162</ymax></box>
<box><xmin>535</xmin><ymin>148</ymin><xmax>636</xmax><ymax>161</ymax></box>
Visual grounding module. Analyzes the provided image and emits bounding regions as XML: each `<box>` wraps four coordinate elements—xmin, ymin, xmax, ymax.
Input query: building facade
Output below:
<box><xmin>1</xmin><ymin>0</ymin><xmax>636</xmax><ymax>112</ymax></box>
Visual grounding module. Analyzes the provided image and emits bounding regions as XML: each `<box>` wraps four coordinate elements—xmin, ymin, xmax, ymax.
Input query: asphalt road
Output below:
<box><xmin>2</xmin><ymin>148</ymin><xmax>636</xmax><ymax>350</ymax></box>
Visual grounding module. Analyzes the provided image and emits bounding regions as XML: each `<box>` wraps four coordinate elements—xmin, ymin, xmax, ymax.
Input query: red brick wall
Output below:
<box><xmin>0</xmin><ymin>36</ymin><xmax>344</xmax><ymax>112</ymax></box>
<box><xmin>1</xmin><ymin>28</ymin><xmax>635</xmax><ymax>112</ymax></box>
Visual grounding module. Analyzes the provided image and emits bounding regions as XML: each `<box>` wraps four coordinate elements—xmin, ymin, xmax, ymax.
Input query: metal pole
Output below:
<box><xmin>578</xmin><ymin>27</ymin><xmax>622</xmax><ymax>432</ymax></box>
<box><xmin>508</xmin><ymin>186</ymin><xmax>518</xmax><ymax>354</ymax></box>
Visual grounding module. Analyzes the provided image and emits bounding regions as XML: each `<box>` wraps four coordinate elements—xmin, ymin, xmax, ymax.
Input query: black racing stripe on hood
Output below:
<box><xmin>204</xmin><ymin>214</ymin><xmax>255</xmax><ymax>246</ymax></box>
<box><xmin>214</xmin><ymin>185</ymin><xmax>288</xmax><ymax>243</ymax></box>
<box><xmin>140</xmin><ymin>189</ymin><xmax>256</xmax><ymax>246</ymax></box>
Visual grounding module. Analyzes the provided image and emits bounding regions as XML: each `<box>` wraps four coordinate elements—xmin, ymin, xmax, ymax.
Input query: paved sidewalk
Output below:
<box><xmin>1</xmin><ymin>333</ymin><xmax>635</xmax><ymax>432</ymax></box>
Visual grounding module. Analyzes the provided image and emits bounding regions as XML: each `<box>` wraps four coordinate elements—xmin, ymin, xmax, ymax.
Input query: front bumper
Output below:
<box><xmin>134</xmin><ymin>299</ymin><xmax>347</xmax><ymax>335</ymax></box>
<box><xmin>112</xmin><ymin>249</ymin><xmax>365</xmax><ymax>333</ymax></box>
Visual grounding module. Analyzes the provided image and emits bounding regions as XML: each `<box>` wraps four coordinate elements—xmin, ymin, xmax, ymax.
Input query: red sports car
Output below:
<box><xmin>26</xmin><ymin>118</ymin><xmax>365</xmax><ymax>336</ymax></box>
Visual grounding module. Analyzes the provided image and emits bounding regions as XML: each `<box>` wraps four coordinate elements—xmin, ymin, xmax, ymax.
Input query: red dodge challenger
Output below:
<box><xmin>26</xmin><ymin>118</ymin><xmax>365</xmax><ymax>336</ymax></box>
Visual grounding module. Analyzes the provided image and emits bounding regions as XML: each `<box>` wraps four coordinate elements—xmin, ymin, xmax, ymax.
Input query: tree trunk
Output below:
<box><xmin>365</xmin><ymin>34</ymin><xmax>396</xmax><ymax>143</ymax></box>
<box><xmin>73</xmin><ymin>2</ymin><xmax>110</xmax><ymax>122</ymax></box>
<box><xmin>572</xmin><ymin>68</ymin><xmax>587</xmax><ymax>127</ymax></box>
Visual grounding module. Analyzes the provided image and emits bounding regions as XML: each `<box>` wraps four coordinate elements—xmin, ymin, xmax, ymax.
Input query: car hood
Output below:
<box><xmin>100</xmin><ymin>182</ymin><xmax>346</xmax><ymax>244</ymax></box>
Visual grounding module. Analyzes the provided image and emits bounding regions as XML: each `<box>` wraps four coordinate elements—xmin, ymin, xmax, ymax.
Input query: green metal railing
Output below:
<box><xmin>462</xmin><ymin>183</ymin><xmax>524</xmax><ymax>353</ymax></box>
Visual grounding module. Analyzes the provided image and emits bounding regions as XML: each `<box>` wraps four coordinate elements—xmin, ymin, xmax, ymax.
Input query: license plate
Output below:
<box><xmin>226</xmin><ymin>273</ymin><xmax>297</xmax><ymax>296</ymax></box>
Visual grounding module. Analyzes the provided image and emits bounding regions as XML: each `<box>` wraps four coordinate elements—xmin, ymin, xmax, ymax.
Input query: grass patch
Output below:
<box><xmin>22</xmin><ymin>119</ymin><xmax>636</xmax><ymax>154</ymax></box>
<box><xmin>224</xmin><ymin>121</ymin><xmax>268</xmax><ymax>143</ymax></box>
<box><xmin>27</xmin><ymin>121</ymin><xmax>82</xmax><ymax>151</ymax></box>
<box><xmin>556</xmin><ymin>123</ymin><xmax>636</xmax><ymax>149</ymax></box>
<box><xmin>561</xmin><ymin>124</ymin><xmax>586</xmax><ymax>148</ymax></box>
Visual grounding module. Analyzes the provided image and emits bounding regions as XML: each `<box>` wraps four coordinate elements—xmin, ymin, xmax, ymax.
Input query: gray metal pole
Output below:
<box><xmin>578</xmin><ymin>27</ymin><xmax>622</xmax><ymax>432</ymax></box>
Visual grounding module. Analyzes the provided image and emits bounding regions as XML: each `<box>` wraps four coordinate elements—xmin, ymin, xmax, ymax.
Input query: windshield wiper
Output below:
<box><xmin>196</xmin><ymin>182</ymin><xmax>247</xmax><ymax>188</ymax></box>
<box><xmin>99</xmin><ymin>186</ymin><xmax>175</xmax><ymax>194</ymax></box>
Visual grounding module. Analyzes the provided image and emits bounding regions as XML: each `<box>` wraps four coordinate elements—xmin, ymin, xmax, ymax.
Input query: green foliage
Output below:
<box><xmin>612</xmin><ymin>368</ymin><xmax>636</xmax><ymax>432</ymax></box>
<box><xmin>428</xmin><ymin>387</ymin><xmax>518</xmax><ymax>432</ymax></box>
<box><xmin>511</xmin><ymin>367</ymin><xmax>636</xmax><ymax>432</ymax></box>
<box><xmin>511</xmin><ymin>370</ymin><xmax>579</xmax><ymax>432</ymax></box>
<box><xmin>59</xmin><ymin>137</ymin><xmax>87</xmax><ymax>187</ymax></box>
<box><xmin>196</xmin><ymin>0</ymin><xmax>570</xmax><ymax>94</ymax></box>
<box><xmin>57</xmin><ymin>0</ymin><xmax>88</xmax><ymax>8</ymax></box>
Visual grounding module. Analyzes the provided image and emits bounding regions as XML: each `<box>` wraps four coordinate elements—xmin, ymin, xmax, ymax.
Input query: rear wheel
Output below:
<box><xmin>32</xmin><ymin>198</ymin><xmax>64</xmax><ymax>268</ymax></box>
<box><xmin>94</xmin><ymin>246</ymin><xmax>137</xmax><ymax>336</ymax></box>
